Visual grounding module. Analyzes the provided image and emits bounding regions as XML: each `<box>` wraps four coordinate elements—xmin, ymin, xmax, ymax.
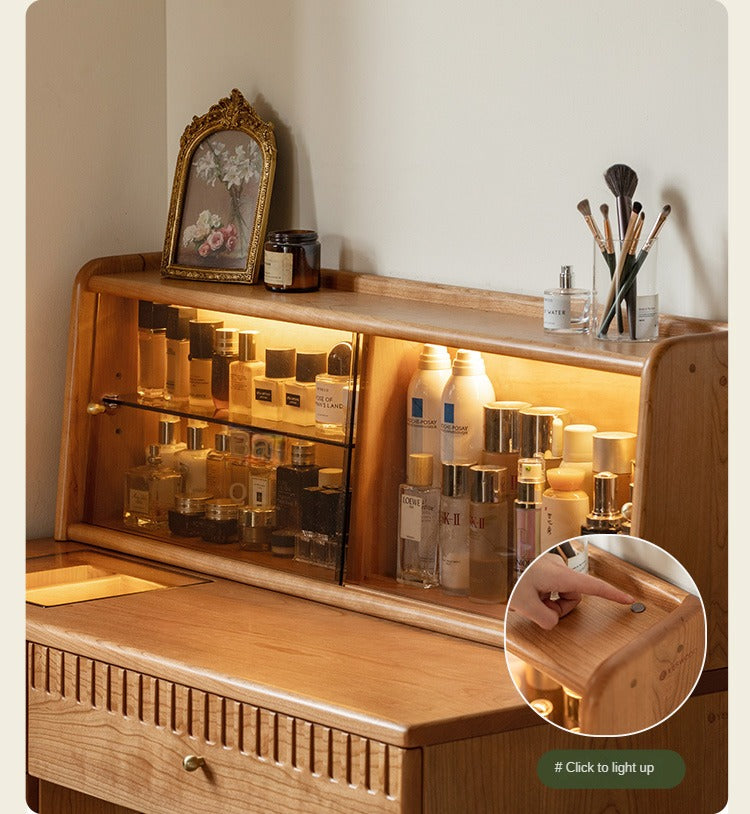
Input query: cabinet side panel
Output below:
<box><xmin>634</xmin><ymin>332</ymin><xmax>727</xmax><ymax>670</ymax></box>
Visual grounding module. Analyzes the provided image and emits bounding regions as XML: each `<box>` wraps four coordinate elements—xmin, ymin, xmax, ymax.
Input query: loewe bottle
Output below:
<box><xmin>188</xmin><ymin>319</ymin><xmax>223</xmax><ymax>411</ymax></box>
<box><xmin>406</xmin><ymin>344</ymin><xmax>452</xmax><ymax>486</ymax></box>
<box><xmin>439</xmin><ymin>349</ymin><xmax>496</xmax><ymax>466</ymax></box>
<box><xmin>397</xmin><ymin>453</ymin><xmax>440</xmax><ymax>587</ymax></box>
<box><xmin>137</xmin><ymin>300</ymin><xmax>169</xmax><ymax>402</ymax></box>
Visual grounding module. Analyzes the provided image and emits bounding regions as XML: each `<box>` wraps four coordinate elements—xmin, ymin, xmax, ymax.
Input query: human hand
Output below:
<box><xmin>509</xmin><ymin>553</ymin><xmax>635</xmax><ymax>630</ymax></box>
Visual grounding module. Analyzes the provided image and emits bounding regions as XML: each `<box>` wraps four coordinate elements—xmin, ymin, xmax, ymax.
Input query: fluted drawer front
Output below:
<box><xmin>27</xmin><ymin>642</ymin><xmax>422</xmax><ymax>814</ymax></box>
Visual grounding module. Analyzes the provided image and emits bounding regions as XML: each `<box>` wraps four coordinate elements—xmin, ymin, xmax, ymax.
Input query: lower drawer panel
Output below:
<box><xmin>27</xmin><ymin>642</ymin><xmax>422</xmax><ymax>814</ymax></box>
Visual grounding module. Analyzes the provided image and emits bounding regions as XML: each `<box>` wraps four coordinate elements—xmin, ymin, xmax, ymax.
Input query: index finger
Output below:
<box><xmin>545</xmin><ymin>568</ymin><xmax>635</xmax><ymax>606</ymax></box>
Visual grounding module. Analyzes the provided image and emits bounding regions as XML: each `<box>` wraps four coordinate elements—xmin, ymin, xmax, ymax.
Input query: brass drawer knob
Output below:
<box><xmin>182</xmin><ymin>755</ymin><xmax>206</xmax><ymax>772</ymax></box>
<box><xmin>87</xmin><ymin>402</ymin><xmax>107</xmax><ymax>415</ymax></box>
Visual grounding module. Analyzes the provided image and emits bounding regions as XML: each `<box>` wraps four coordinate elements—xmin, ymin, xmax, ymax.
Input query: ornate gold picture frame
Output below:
<box><xmin>161</xmin><ymin>89</ymin><xmax>277</xmax><ymax>284</ymax></box>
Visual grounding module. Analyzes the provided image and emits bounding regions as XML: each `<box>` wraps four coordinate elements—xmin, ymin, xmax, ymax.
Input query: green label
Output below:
<box><xmin>537</xmin><ymin>750</ymin><xmax>685</xmax><ymax>789</ymax></box>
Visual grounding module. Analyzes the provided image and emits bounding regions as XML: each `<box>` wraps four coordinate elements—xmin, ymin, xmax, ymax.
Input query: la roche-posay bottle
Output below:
<box><xmin>541</xmin><ymin>467</ymin><xmax>590</xmax><ymax>547</ymax></box>
<box><xmin>406</xmin><ymin>344</ymin><xmax>452</xmax><ymax>487</ymax></box>
<box><xmin>315</xmin><ymin>341</ymin><xmax>354</xmax><ymax>435</ymax></box>
<box><xmin>468</xmin><ymin>464</ymin><xmax>509</xmax><ymax>604</ymax></box>
<box><xmin>228</xmin><ymin>330</ymin><xmax>263</xmax><ymax>420</ymax></box>
<box><xmin>137</xmin><ymin>300</ymin><xmax>169</xmax><ymax>402</ymax></box>
<box><xmin>397</xmin><ymin>453</ymin><xmax>440</xmax><ymax>588</ymax></box>
<box><xmin>438</xmin><ymin>462</ymin><xmax>471</xmax><ymax>595</ymax></box>
<box><xmin>175</xmin><ymin>422</ymin><xmax>211</xmax><ymax>495</ymax></box>
<box><xmin>439</xmin><ymin>349</ymin><xmax>496</xmax><ymax>467</ymax></box>
<box><xmin>188</xmin><ymin>319</ymin><xmax>223</xmax><ymax>411</ymax></box>
<box><xmin>165</xmin><ymin>305</ymin><xmax>196</xmax><ymax>404</ymax></box>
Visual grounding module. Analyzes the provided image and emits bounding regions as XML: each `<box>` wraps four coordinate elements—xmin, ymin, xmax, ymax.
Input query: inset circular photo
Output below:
<box><xmin>504</xmin><ymin>534</ymin><xmax>706</xmax><ymax>736</ymax></box>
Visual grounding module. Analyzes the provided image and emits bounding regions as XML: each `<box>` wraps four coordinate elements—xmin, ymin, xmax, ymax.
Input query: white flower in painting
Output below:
<box><xmin>195</xmin><ymin>209</ymin><xmax>214</xmax><ymax>239</ymax></box>
<box><xmin>182</xmin><ymin>224</ymin><xmax>198</xmax><ymax>246</ymax></box>
<box><xmin>193</xmin><ymin>141</ymin><xmax>228</xmax><ymax>186</ymax></box>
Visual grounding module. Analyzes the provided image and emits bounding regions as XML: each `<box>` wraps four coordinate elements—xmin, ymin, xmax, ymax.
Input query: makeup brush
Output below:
<box><xmin>623</xmin><ymin>210</ymin><xmax>645</xmax><ymax>338</ymax></box>
<box><xmin>598</xmin><ymin>201</ymin><xmax>642</xmax><ymax>337</ymax></box>
<box><xmin>600</xmin><ymin>203</ymin><xmax>616</xmax><ymax>277</ymax></box>
<box><xmin>604</xmin><ymin>164</ymin><xmax>639</xmax><ymax>242</ymax></box>
<box><xmin>577</xmin><ymin>199</ymin><xmax>609</xmax><ymax>265</ymax></box>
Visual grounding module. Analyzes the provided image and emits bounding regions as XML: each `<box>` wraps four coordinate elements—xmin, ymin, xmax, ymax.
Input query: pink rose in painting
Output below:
<box><xmin>222</xmin><ymin>223</ymin><xmax>238</xmax><ymax>239</ymax></box>
<box><xmin>208</xmin><ymin>230</ymin><xmax>225</xmax><ymax>251</ymax></box>
<box><xmin>225</xmin><ymin>235</ymin><xmax>237</xmax><ymax>252</ymax></box>
<box><xmin>198</xmin><ymin>242</ymin><xmax>211</xmax><ymax>257</ymax></box>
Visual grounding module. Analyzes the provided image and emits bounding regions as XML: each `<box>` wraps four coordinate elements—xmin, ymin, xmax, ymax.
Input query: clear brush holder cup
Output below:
<box><xmin>592</xmin><ymin>237</ymin><xmax>659</xmax><ymax>342</ymax></box>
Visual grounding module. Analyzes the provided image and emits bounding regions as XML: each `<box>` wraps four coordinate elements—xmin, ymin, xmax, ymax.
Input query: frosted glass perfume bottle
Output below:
<box><xmin>211</xmin><ymin>327</ymin><xmax>239</xmax><ymax>410</ymax></box>
<box><xmin>468</xmin><ymin>464</ymin><xmax>509</xmax><ymax>604</ymax></box>
<box><xmin>188</xmin><ymin>319</ymin><xmax>223</xmax><ymax>411</ymax></box>
<box><xmin>253</xmin><ymin>347</ymin><xmax>296</xmax><ymax>421</ymax></box>
<box><xmin>397</xmin><ymin>453</ymin><xmax>440</xmax><ymax>588</ymax></box>
<box><xmin>228</xmin><ymin>330</ymin><xmax>263</xmax><ymax>420</ymax></box>
<box><xmin>406</xmin><ymin>344</ymin><xmax>452</xmax><ymax>487</ymax></box>
<box><xmin>438</xmin><ymin>462</ymin><xmax>471</xmax><ymax>595</ymax></box>
<box><xmin>543</xmin><ymin>265</ymin><xmax>591</xmax><ymax>334</ymax></box>
<box><xmin>283</xmin><ymin>350</ymin><xmax>328</xmax><ymax>426</ymax></box>
<box><xmin>137</xmin><ymin>300</ymin><xmax>168</xmax><ymax>402</ymax></box>
<box><xmin>165</xmin><ymin>305</ymin><xmax>196</xmax><ymax>404</ymax></box>
<box><xmin>146</xmin><ymin>415</ymin><xmax>186</xmax><ymax>469</ymax></box>
<box><xmin>315</xmin><ymin>341</ymin><xmax>354</xmax><ymax>435</ymax></box>
<box><xmin>175</xmin><ymin>422</ymin><xmax>210</xmax><ymax>495</ymax></box>
<box><xmin>123</xmin><ymin>444</ymin><xmax>183</xmax><ymax>531</ymax></box>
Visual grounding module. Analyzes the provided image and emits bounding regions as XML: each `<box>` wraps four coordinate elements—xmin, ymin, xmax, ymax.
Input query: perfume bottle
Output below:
<box><xmin>253</xmin><ymin>347</ymin><xmax>296</xmax><ymax>421</ymax></box>
<box><xmin>283</xmin><ymin>350</ymin><xmax>328</xmax><ymax>426</ymax></box>
<box><xmin>228</xmin><ymin>330</ymin><xmax>263</xmax><ymax>420</ymax></box>
<box><xmin>581</xmin><ymin>471</ymin><xmax>625</xmax><ymax>534</ymax></box>
<box><xmin>123</xmin><ymin>444</ymin><xmax>183</xmax><ymax>531</ymax></box>
<box><xmin>175</xmin><ymin>422</ymin><xmax>210</xmax><ymax>495</ymax></box>
<box><xmin>406</xmin><ymin>344</ymin><xmax>452</xmax><ymax>486</ymax></box>
<box><xmin>297</xmin><ymin>467</ymin><xmax>346</xmax><ymax>568</ymax></box>
<box><xmin>226</xmin><ymin>429</ymin><xmax>253</xmax><ymax>505</ymax></box>
<box><xmin>189</xmin><ymin>319</ymin><xmax>223</xmax><ymax>411</ymax></box>
<box><xmin>514</xmin><ymin>457</ymin><xmax>545</xmax><ymax>579</ymax></box>
<box><xmin>438</xmin><ymin>462</ymin><xmax>471</xmax><ymax>595</ymax></box>
<box><xmin>468</xmin><ymin>464</ymin><xmax>509</xmax><ymax>604</ymax></box>
<box><xmin>397</xmin><ymin>453</ymin><xmax>440</xmax><ymax>588</ymax></box>
<box><xmin>137</xmin><ymin>300</ymin><xmax>169</xmax><ymax>402</ymax></box>
<box><xmin>248</xmin><ymin>434</ymin><xmax>277</xmax><ymax>509</ymax></box>
<box><xmin>315</xmin><ymin>341</ymin><xmax>353</xmax><ymax>435</ymax></box>
<box><xmin>276</xmin><ymin>441</ymin><xmax>320</xmax><ymax>532</ymax></box>
<box><xmin>543</xmin><ymin>265</ymin><xmax>591</xmax><ymax>334</ymax></box>
<box><xmin>211</xmin><ymin>327</ymin><xmax>239</xmax><ymax>410</ymax></box>
<box><xmin>165</xmin><ymin>305</ymin><xmax>196</xmax><ymax>404</ymax></box>
<box><xmin>205</xmin><ymin>431</ymin><xmax>231</xmax><ymax>499</ymax></box>
<box><xmin>147</xmin><ymin>415</ymin><xmax>186</xmax><ymax>469</ymax></box>
<box><xmin>541</xmin><ymin>468</ymin><xmax>590</xmax><ymax>547</ymax></box>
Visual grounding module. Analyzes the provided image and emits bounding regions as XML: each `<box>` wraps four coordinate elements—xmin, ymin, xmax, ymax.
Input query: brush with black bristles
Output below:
<box><xmin>599</xmin><ymin>203</ymin><xmax>617</xmax><ymax>277</ymax></box>
<box><xmin>604</xmin><ymin>164</ymin><xmax>639</xmax><ymax>242</ymax></box>
<box><xmin>577</xmin><ymin>198</ymin><xmax>609</xmax><ymax>267</ymax></box>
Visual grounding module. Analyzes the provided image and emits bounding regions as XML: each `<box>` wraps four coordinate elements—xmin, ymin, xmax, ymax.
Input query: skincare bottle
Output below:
<box><xmin>592</xmin><ymin>431</ymin><xmax>637</xmax><ymax>511</ymax></box>
<box><xmin>560</xmin><ymin>424</ymin><xmax>597</xmax><ymax>503</ymax></box>
<box><xmin>406</xmin><ymin>344</ymin><xmax>452</xmax><ymax>486</ymax></box>
<box><xmin>226</xmin><ymin>429</ymin><xmax>253</xmax><ymax>505</ymax></box>
<box><xmin>147</xmin><ymin>415</ymin><xmax>186</xmax><ymax>469</ymax></box>
<box><xmin>228</xmin><ymin>330</ymin><xmax>263</xmax><ymax>420</ymax></box>
<box><xmin>188</xmin><ymin>319</ymin><xmax>223</xmax><ymax>411</ymax></box>
<box><xmin>248</xmin><ymin>434</ymin><xmax>277</xmax><ymax>509</ymax></box>
<box><xmin>315</xmin><ymin>341</ymin><xmax>354</xmax><ymax>435</ymax></box>
<box><xmin>541</xmin><ymin>468</ymin><xmax>590</xmax><ymax>547</ymax></box>
<box><xmin>175</xmin><ymin>422</ymin><xmax>211</xmax><ymax>495</ymax></box>
<box><xmin>123</xmin><ymin>444</ymin><xmax>183</xmax><ymax>531</ymax></box>
<box><xmin>438</xmin><ymin>462</ymin><xmax>471</xmax><ymax>595</ymax></box>
<box><xmin>205</xmin><ymin>431</ymin><xmax>231</xmax><ymax>499</ymax></box>
<box><xmin>440</xmin><ymin>349</ymin><xmax>496</xmax><ymax>466</ymax></box>
<box><xmin>514</xmin><ymin>457</ymin><xmax>545</xmax><ymax>579</ymax></box>
<box><xmin>519</xmin><ymin>406</ymin><xmax>570</xmax><ymax>472</ymax></box>
<box><xmin>468</xmin><ymin>464</ymin><xmax>509</xmax><ymax>604</ymax></box>
<box><xmin>275</xmin><ymin>441</ymin><xmax>320</xmax><ymax>532</ymax></box>
<box><xmin>211</xmin><ymin>327</ymin><xmax>239</xmax><ymax>410</ymax></box>
<box><xmin>283</xmin><ymin>350</ymin><xmax>328</xmax><ymax>426</ymax></box>
<box><xmin>253</xmin><ymin>347</ymin><xmax>296</xmax><ymax>421</ymax></box>
<box><xmin>137</xmin><ymin>300</ymin><xmax>169</xmax><ymax>402</ymax></box>
<box><xmin>543</xmin><ymin>265</ymin><xmax>591</xmax><ymax>334</ymax></box>
<box><xmin>165</xmin><ymin>305</ymin><xmax>196</xmax><ymax>404</ymax></box>
<box><xmin>397</xmin><ymin>453</ymin><xmax>440</xmax><ymax>588</ymax></box>
<box><xmin>581</xmin><ymin>471</ymin><xmax>624</xmax><ymax>534</ymax></box>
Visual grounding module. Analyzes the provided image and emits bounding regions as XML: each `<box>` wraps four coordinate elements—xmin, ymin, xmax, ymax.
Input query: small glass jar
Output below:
<box><xmin>263</xmin><ymin>230</ymin><xmax>321</xmax><ymax>292</ymax></box>
<box><xmin>239</xmin><ymin>507</ymin><xmax>277</xmax><ymax>551</ymax></box>
<box><xmin>168</xmin><ymin>492</ymin><xmax>211</xmax><ymax>538</ymax></box>
<box><xmin>201</xmin><ymin>498</ymin><xmax>240</xmax><ymax>544</ymax></box>
<box><xmin>270</xmin><ymin>528</ymin><xmax>296</xmax><ymax>558</ymax></box>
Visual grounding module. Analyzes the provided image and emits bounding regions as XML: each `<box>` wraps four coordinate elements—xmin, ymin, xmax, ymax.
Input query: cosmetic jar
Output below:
<box><xmin>168</xmin><ymin>492</ymin><xmax>211</xmax><ymax>538</ymax></box>
<box><xmin>239</xmin><ymin>507</ymin><xmax>277</xmax><ymax>551</ymax></box>
<box><xmin>201</xmin><ymin>498</ymin><xmax>240</xmax><ymax>544</ymax></box>
<box><xmin>271</xmin><ymin>528</ymin><xmax>296</xmax><ymax>558</ymax></box>
<box><xmin>263</xmin><ymin>230</ymin><xmax>321</xmax><ymax>292</ymax></box>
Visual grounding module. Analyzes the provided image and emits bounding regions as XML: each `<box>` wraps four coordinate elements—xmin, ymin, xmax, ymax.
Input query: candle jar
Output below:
<box><xmin>201</xmin><ymin>498</ymin><xmax>240</xmax><ymax>544</ymax></box>
<box><xmin>263</xmin><ymin>230</ymin><xmax>321</xmax><ymax>292</ymax></box>
<box><xmin>168</xmin><ymin>492</ymin><xmax>211</xmax><ymax>538</ymax></box>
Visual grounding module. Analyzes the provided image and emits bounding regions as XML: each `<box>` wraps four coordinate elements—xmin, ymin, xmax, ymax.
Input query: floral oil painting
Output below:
<box><xmin>176</xmin><ymin>130</ymin><xmax>263</xmax><ymax>270</ymax></box>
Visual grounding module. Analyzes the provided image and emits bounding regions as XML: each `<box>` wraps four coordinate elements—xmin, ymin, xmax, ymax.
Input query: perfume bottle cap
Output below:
<box><xmin>520</xmin><ymin>406</ymin><xmax>570</xmax><ymax>458</ymax></box>
<box><xmin>592</xmin><ymin>471</ymin><xmax>620</xmax><ymax>516</ymax></box>
<box><xmin>450</xmin><ymin>348</ymin><xmax>486</xmax><ymax>376</ymax></box>
<box><xmin>593</xmin><ymin>431</ymin><xmax>637</xmax><ymax>474</ymax></box>
<box><xmin>469</xmin><ymin>464</ymin><xmax>506</xmax><ymax>503</ymax></box>
<box><xmin>189</xmin><ymin>319</ymin><xmax>223</xmax><ymax>359</ymax></box>
<box><xmin>546</xmin><ymin>467</ymin><xmax>585</xmax><ymax>492</ymax></box>
<box><xmin>138</xmin><ymin>300</ymin><xmax>169</xmax><ymax>331</ymax></box>
<box><xmin>417</xmin><ymin>343</ymin><xmax>451</xmax><ymax>371</ymax></box>
<box><xmin>483</xmin><ymin>401</ymin><xmax>531</xmax><ymax>453</ymax></box>
<box><xmin>407</xmin><ymin>453</ymin><xmax>433</xmax><ymax>487</ymax></box>
<box><xmin>265</xmin><ymin>347</ymin><xmax>296</xmax><ymax>379</ymax></box>
<box><xmin>291</xmin><ymin>441</ymin><xmax>316</xmax><ymax>466</ymax></box>
<box><xmin>318</xmin><ymin>467</ymin><xmax>343</xmax><ymax>488</ymax></box>
<box><xmin>441</xmin><ymin>462</ymin><xmax>471</xmax><ymax>497</ymax></box>
<box><xmin>158</xmin><ymin>416</ymin><xmax>181</xmax><ymax>445</ymax></box>
<box><xmin>213</xmin><ymin>432</ymin><xmax>230</xmax><ymax>453</ymax></box>
<box><xmin>559</xmin><ymin>265</ymin><xmax>574</xmax><ymax>289</ymax></box>
<box><xmin>146</xmin><ymin>444</ymin><xmax>161</xmax><ymax>463</ymax></box>
<box><xmin>327</xmin><ymin>342</ymin><xmax>353</xmax><ymax>377</ymax></box>
<box><xmin>237</xmin><ymin>330</ymin><xmax>259</xmax><ymax>362</ymax></box>
<box><xmin>186</xmin><ymin>422</ymin><xmax>207</xmax><ymax>450</ymax></box>
<box><xmin>562</xmin><ymin>424</ymin><xmax>597</xmax><ymax>462</ymax></box>
<box><xmin>166</xmin><ymin>305</ymin><xmax>197</xmax><ymax>340</ymax></box>
<box><xmin>295</xmin><ymin>350</ymin><xmax>328</xmax><ymax>383</ymax></box>
<box><xmin>214</xmin><ymin>328</ymin><xmax>239</xmax><ymax>355</ymax></box>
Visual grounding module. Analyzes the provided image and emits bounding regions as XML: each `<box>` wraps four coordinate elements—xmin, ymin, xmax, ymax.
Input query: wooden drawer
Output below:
<box><xmin>27</xmin><ymin>643</ymin><xmax>421</xmax><ymax>814</ymax></box>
